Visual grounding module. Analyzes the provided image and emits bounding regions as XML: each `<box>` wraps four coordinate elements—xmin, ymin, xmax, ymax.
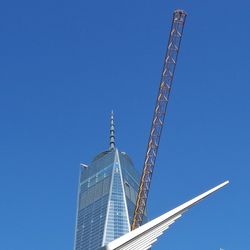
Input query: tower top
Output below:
<box><xmin>109</xmin><ymin>110</ymin><xmax>115</xmax><ymax>150</ymax></box>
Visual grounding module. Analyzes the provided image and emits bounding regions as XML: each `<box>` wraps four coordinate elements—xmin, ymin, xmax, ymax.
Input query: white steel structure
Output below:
<box><xmin>99</xmin><ymin>181</ymin><xmax>229</xmax><ymax>250</ymax></box>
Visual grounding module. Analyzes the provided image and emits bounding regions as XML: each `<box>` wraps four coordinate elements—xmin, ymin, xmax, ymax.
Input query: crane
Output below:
<box><xmin>131</xmin><ymin>9</ymin><xmax>187</xmax><ymax>230</ymax></box>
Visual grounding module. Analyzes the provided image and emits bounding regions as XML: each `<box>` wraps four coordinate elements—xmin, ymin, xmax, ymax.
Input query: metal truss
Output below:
<box><xmin>131</xmin><ymin>9</ymin><xmax>187</xmax><ymax>230</ymax></box>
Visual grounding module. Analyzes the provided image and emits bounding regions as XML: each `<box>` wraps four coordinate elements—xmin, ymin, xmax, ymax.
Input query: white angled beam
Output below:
<box><xmin>99</xmin><ymin>180</ymin><xmax>229</xmax><ymax>250</ymax></box>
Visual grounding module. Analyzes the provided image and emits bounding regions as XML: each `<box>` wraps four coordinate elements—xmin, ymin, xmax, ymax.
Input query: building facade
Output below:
<box><xmin>74</xmin><ymin>113</ymin><xmax>141</xmax><ymax>250</ymax></box>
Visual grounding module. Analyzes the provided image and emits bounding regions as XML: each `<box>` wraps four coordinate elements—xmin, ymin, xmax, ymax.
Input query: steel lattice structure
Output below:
<box><xmin>131</xmin><ymin>9</ymin><xmax>187</xmax><ymax>230</ymax></box>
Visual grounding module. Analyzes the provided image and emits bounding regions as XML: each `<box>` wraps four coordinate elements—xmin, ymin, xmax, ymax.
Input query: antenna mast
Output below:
<box><xmin>109</xmin><ymin>111</ymin><xmax>115</xmax><ymax>150</ymax></box>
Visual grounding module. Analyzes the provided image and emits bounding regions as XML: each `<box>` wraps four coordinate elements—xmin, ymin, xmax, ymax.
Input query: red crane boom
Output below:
<box><xmin>131</xmin><ymin>9</ymin><xmax>187</xmax><ymax>230</ymax></box>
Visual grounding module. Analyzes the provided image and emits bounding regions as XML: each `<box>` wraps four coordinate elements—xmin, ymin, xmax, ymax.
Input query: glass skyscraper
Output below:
<box><xmin>74</xmin><ymin>112</ymin><xmax>141</xmax><ymax>250</ymax></box>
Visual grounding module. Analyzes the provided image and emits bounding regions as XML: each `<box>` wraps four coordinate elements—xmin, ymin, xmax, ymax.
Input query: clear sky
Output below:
<box><xmin>0</xmin><ymin>1</ymin><xmax>249</xmax><ymax>250</ymax></box>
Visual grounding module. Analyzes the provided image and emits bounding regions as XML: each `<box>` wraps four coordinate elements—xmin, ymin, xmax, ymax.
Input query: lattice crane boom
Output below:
<box><xmin>131</xmin><ymin>9</ymin><xmax>187</xmax><ymax>230</ymax></box>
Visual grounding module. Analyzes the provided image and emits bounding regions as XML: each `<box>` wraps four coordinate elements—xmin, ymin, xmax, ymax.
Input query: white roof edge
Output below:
<box><xmin>99</xmin><ymin>180</ymin><xmax>229</xmax><ymax>250</ymax></box>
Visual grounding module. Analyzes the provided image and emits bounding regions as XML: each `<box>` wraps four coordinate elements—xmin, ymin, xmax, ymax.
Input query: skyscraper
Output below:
<box><xmin>74</xmin><ymin>112</ymin><xmax>141</xmax><ymax>250</ymax></box>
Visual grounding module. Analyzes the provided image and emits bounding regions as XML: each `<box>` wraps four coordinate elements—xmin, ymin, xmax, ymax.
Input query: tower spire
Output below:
<box><xmin>109</xmin><ymin>110</ymin><xmax>115</xmax><ymax>150</ymax></box>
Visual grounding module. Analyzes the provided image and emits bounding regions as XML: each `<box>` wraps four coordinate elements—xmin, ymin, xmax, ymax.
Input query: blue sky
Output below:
<box><xmin>0</xmin><ymin>0</ymin><xmax>249</xmax><ymax>249</ymax></box>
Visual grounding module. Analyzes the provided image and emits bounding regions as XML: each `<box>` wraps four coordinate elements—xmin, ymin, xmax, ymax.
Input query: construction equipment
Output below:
<box><xmin>131</xmin><ymin>9</ymin><xmax>187</xmax><ymax>230</ymax></box>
